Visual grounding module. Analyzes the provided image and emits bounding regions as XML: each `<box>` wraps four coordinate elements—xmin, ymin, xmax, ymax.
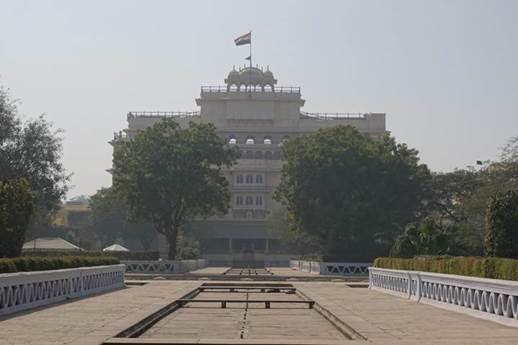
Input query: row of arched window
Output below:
<box><xmin>236</xmin><ymin>174</ymin><xmax>264</xmax><ymax>185</ymax></box>
<box><xmin>235</xmin><ymin>195</ymin><xmax>263</xmax><ymax>206</ymax></box>
<box><xmin>228</xmin><ymin>136</ymin><xmax>290</xmax><ymax>145</ymax></box>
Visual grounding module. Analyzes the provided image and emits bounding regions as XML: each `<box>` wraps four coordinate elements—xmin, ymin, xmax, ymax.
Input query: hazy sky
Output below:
<box><xmin>1</xmin><ymin>0</ymin><xmax>517</xmax><ymax>198</ymax></box>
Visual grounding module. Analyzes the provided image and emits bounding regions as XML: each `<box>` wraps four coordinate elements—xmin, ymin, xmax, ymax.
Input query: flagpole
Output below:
<box><xmin>249</xmin><ymin>31</ymin><xmax>252</xmax><ymax>95</ymax></box>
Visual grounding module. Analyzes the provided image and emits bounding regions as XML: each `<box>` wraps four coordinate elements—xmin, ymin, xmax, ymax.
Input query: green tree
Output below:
<box><xmin>390</xmin><ymin>218</ymin><xmax>452</xmax><ymax>258</ymax></box>
<box><xmin>0</xmin><ymin>86</ymin><xmax>69</xmax><ymax>233</ymax></box>
<box><xmin>89</xmin><ymin>186</ymin><xmax>155</xmax><ymax>250</ymax></box>
<box><xmin>89</xmin><ymin>187</ymin><xmax>127</xmax><ymax>247</ymax></box>
<box><xmin>112</xmin><ymin>119</ymin><xmax>238</xmax><ymax>259</ymax></box>
<box><xmin>275</xmin><ymin>125</ymin><xmax>429</xmax><ymax>261</ymax></box>
<box><xmin>267</xmin><ymin>206</ymin><xmax>323</xmax><ymax>259</ymax></box>
<box><xmin>0</xmin><ymin>179</ymin><xmax>33</xmax><ymax>257</ymax></box>
<box><xmin>485</xmin><ymin>190</ymin><xmax>518</xmax><ymax>258</ymax></box>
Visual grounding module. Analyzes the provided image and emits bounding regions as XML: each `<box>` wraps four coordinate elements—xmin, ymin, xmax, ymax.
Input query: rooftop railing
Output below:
<box><xmin>301</xmin><ymin>111</ymin><xmax>367</xmax><ymax>120</ymax></box>
<box><xmin>201</xmin><ymin>85</ymin><xmax>301</xmax><ymax>94</ymax></box>
<box><xmin>127</xmin><ymin>111</ymin><xmax>200</xmax><ymax>118</ymax></box>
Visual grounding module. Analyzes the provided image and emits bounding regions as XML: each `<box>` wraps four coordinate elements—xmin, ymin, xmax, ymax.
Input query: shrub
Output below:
<box><xmin>484</xmin><ymin>190</ymin><xmax>518</xmax><ymax>258</ymax></box>
<box><xmin>0</xmin><ymin>256</ymin><xmax>120</xmax><ymax>273</ymax></box>
<box><xmin>373</xmin><ymin>256</ymin><xmax>518</xmax><ymax>281</ymax></box>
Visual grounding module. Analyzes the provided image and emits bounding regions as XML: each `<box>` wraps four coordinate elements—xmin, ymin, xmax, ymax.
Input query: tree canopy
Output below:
<box><xmin>89</xmin><ymin>186</ymin><xmax>156</xmax><ymax>250</ymax></box>
<box><xmin>390</xmin><ymin>218</ymin><xmax>452</xmax><ymax>258</ymax></box>
<box><xmin>0</xmin><ymin>86</ymin><xmax>69</xmax><ymax>231</ymax></box>
<box><xmin>112</xmin><ymin>119</ymin><xmax>238</xmax><ymax>259</ymax></box>
<box><xmin>274</xmin><ymin>125</ymin><xmax>429</xmax><ymax>261</ymax></box>
<box><xmin>485</xmin><ymin>189</ymin><xmax>518</xmax><ymax>258</ymax></box>
<box><xmin>0</xmin><ymin>179</ymin><xmax>33</xmax><ymax>257</ymax></box>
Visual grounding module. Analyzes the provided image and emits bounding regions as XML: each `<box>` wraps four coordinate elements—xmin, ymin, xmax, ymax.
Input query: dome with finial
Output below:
<box><xmin>224</xmin><ymin>65</ymin><xmax>277</xmax><ymax>91</ymax></box>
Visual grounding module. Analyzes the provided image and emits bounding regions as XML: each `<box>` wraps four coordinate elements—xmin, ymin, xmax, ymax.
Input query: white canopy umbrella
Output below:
<box><xmin>102</xmin><ymin>244</ymin><xmax>130</xmax><ymax>252</ymax></box>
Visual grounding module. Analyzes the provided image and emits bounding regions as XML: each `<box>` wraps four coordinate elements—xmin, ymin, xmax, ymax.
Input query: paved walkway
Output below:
<box><xmin>268</xmin><ymin>267</ymin><xmax>318</xmax><ymax>277</ymax></box>
<box><xmin>296</xmin><ymin>282</ymin><xmax>518</xmax><ymax>345</ymax></box>
<box><xmin>1</xmin><ymin>279</ymin><xmax>517</xmax><ymax>344</ymax></box>
<box><xmin>0</xmin><ymin>281</ymin><xmax>200</xmax><ymax>345</ymax></box>
<box><xmin>189</xmin><ymin>267</ymin><xmax>231</xmax><ymax>275</ymax></box>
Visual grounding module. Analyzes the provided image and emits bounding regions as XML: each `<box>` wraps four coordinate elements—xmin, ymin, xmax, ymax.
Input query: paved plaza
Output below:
<box><xmin>1</xmin><ymin>269</ymin><xmax>517</xmax><ymax>345</ymax></box>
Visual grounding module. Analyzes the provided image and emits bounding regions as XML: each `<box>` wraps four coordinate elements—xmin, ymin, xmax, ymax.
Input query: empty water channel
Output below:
<box><xmin>223</xmin><ymin>268</ymin><xmax>274</xmax><ymax>277</ymax></box>
<box><xmin>107</xmin><ymin>281</ymin><xmax>363</xmax><ymax>344</ymax></box>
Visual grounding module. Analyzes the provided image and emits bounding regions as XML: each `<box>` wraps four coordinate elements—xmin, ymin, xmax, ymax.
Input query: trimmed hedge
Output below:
<box><xmin>22</xmin><ymin>250</ymin><xmax>160</xmax><ymax>260</ymax></box>
<box><xmin>0</xmin><ymin>256</ymin><xmax>120</xmax><ymax>274</ymax></box>
<box><xmin>373</xmin><ymin>256</ymin><xmax>518</xmax><ymax>281</ymax></box>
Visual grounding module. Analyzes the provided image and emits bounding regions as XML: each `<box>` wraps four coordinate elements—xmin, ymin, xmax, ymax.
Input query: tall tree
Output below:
<box><xmin>0</xmin><ymin>179</ymin><xmax>33</xmax><ymax>257</ymax></box>
<box><xmin>424</xmin><ymin>161</ymin><xmax>518</xmax><ymax>255</ymax></box>
<box><xmin>274</xmin><ymin>125</ymin><xmax>429</xmax><ymax>261</ymax></box>
<box><xmin>112</xmin><ymin>119</ymin><xmax>238</xmax><ymax>259</ymax></box>
<box><xmin>90</xmin><ymin>186</ymin><xmax>155</xmax><ymax>250</ymax></box>
<box><xmin>485</xmin><ymin>190</ymin><xmax>518</xmax><ymax>258</ymax></box>
<box><xmin>0</xmin><ymin>86</ymin><xmax>69</xmax><ymax>232</ymax></box>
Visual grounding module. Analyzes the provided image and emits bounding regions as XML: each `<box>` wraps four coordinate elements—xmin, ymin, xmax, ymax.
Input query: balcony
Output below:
<box><xmin>201</xmin><ymin>85</ymin><xmax>301</xmax><ymax>95</ymax></box>
<box><xmin>300</xmin><ymin>111</ymin><xmax>367</xmax><ymax>120</ymax></box>
<box><xmin>127</xmin><ymin>111</ymin><xmax>200</xmax><ymax>118</ymax></box>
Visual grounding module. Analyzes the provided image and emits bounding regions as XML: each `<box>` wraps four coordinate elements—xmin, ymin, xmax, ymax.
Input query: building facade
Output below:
<box><xmin>113</xmin><ymin>65</ymin><xmax>386</xmax><ymax>265</ymax></box>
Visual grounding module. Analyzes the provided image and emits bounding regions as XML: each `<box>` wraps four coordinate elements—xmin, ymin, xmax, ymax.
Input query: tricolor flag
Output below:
<box><xmin>245</xmin><ymin>56</ymin><xmax>251</xmax><ymax>61</ymax></box>
<box><xmin>234</xmin><ymin>32</ymin><xmax>251</xmax><ymax>46</ymax></box>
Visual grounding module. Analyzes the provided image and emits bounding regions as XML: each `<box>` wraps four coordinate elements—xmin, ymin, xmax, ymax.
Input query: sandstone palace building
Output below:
<box><xmin>112</xmin><ymin>65</ymin><xmax>386</xmax><ymax>265</ymax></box>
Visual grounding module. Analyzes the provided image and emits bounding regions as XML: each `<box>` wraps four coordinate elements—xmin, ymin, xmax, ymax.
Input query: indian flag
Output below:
<box><xmin>234</xmin><ymin>32</ymin><xmax>251</xmax><ymax>46</ymax></box>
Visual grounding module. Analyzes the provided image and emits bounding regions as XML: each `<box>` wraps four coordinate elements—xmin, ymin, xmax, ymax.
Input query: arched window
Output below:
<box><xmin>236</xmin><ymin>196</ymin><xmax>244</xmax><ymax>206</ymax></box>
<box><xmin>255</xmin><ymin>175</ymin><xmax>263</xmax><ymax>184</ymax></box>
<box><xmin>273</xmin><ymin>151</ymin><xmax>281</xmax><ymax>160</ymax></box>
<box><xmin>263</xmin><ymin>137</ymin><xmax>272</xmax><ymax>145</ymax></box>
<box><xmin>245</xmin><ymin>175</ymin><xmax>253</xmax><ymax>184</ymax></box>
<box><xmin>229</xmin><ymin>137</ymin><xmax>237</xmax><ymax>145</ymax></box>
<box><xmin>246</xmin><ymin>150</ymin><xmax>253</xmax><ymax>159</ymax></box>
<box><xmin>255</xmin><ymin>196</ymin><xmax>263</xmax><ymax>206</ymax></box>
<box><xmin>255</xmin><ymin>151</ymin><xmax>263</xmax><ymax>159</ymax></box>
<box><xmin>245</xmin><ymin>196</ymin><xmax>253</xmax><ymax>205</ymax></box>
<box><xmin>236</xmin><ymin>175</ymin><xmax>243</xmax><ymax>184</ymax></box>
<box><xmin>245</xmin><ymin>137</ymin><xmax>255</xmax><ymax>145</ymax></box>
<box><xmin>264</xmin><ymin>151</ymin><xmax>273</xmax><ymax>160</ymax></box>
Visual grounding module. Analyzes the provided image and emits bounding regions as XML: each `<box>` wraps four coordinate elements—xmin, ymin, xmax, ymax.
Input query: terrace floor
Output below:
<box><xmin>0</xmin><ymin>270</ymin><xmax>517</xmax><ymax>345</ymax></box>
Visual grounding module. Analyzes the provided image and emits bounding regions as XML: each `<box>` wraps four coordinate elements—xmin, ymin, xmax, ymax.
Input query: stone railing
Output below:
<box><xmin>0</xmin><ymin>264</ymin><xmax>125</xmax><ymax>316</ymax></box>
<box><xmin>369</xmin><ymin>267</ymin><xmax>518</xmax><ymax>325</ymax></box>
<box><xmin>122</xmin><ymin>259</ymin><xmax>207</xmax><ymax>274</ymax></box>
<box><xmin>290</xmin><ymin>260</ymin><xmax>370</xmax><ymax>276</ymax></box>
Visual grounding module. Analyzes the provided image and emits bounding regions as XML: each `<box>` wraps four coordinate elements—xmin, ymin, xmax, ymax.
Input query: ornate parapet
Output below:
<box><xmin>122</xmin><ymin>259</ymin><xmax>207</xmax><ymax>274</ymax></box>
<box><xmin>0</xmin><ymin>265</ymin><xmax>125</xmax><ymax>316</ymax></box>
<box><xmin>289</xmin><ymin>260</ymin><xmax>370</xmax><ymax>276</ymax></box>
<box><xmin>369</xmin><ymin>267</ymin><xmax>518</xmax><ymax>326</ymax></box>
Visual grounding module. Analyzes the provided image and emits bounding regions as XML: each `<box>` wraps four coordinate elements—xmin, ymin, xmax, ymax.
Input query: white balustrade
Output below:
<box><xmin>369</xmin><ymin>267</ymin><xmax>518</xmax><ymax>325</ymax></box>
<box><xmin>320</xmin><ymin>262</ymin><xmax>371</xmax><ymax>275</ymax></box>
<box><xmin>289</xmin><ymin>260</ymin><xmax>300</xmax><ymax>270</ymax></box>
<box><xmin>289</xmin><ymin>260</ymin><xmax>371</xmax><ymax>276</ymax></box>
<box><xmin>122</xmin><ymin>259</ymin><xmax>207</xmax><ymax>274</ymax></box>
<box><xmin>0</xmin><ymin>264</ymin><xmax>125</xmax><ymax>316</ymax></box>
